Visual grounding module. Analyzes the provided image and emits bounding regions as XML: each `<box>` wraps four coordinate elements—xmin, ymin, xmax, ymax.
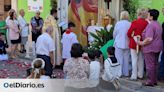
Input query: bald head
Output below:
<box><xmin>19</xmin><ymin>9</ymin><xmax>25</xmax><ymax>17</ymax></box>
<box><xmin>45</xmin><ymin>26</ymin><xmax>53</xmax><ymax>34</ymax></box>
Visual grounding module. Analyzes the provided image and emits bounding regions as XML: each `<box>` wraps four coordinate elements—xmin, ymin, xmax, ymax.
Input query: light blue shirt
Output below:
<box><xmin>113</xmin><ymin>20</ymin><xmax>131</xmax><ymax>49</ymax></box>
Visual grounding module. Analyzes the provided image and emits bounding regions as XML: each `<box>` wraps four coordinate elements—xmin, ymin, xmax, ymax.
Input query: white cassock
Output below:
<box><xmin>61</xmin><ymin>32</ymin><xmax>78</xmax><ymax>59</ymax></box>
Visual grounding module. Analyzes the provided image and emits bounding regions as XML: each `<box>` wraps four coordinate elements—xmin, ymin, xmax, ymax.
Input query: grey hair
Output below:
<box><xmin>120</xmin><ymin>11</ymin><xmax>129</xmax><ymax>20</ymax></box>
<box><xmin>137</xmin><ymin>8</ymin><xmax>148</xmax><ymax>19</ymax></box>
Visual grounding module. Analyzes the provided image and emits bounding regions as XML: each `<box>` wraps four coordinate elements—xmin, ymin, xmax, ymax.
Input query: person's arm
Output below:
<box><xmin>49</xmin><ymin>51</ymin><xmax>54</xmax><ymax>65</ymax></box>
<box><xmin>38</xmin><ymin>18</ymin><xmax>44</xmax><ymax>30</ymax></box>
<box><xmin>138</xmin><ymin>37</ymin><xmax>153</xmax><ymax>46</ymax></box>
<box><xmin>137</xmin><ymin>24</ymin><xmax>153</xmax><ymax>46</ymax></box>
<box><xmin>127</xmin><ymin>22</ymin><xmax>136</xmax><ymax>38</ymax></box>
<box><xmin>31</xmin><ymin>17</ymin><xmax>37</xmax><ymax>30</ymax></box>
<box><xmin>18</xmin><ymin>17</ymin><xmax>26</xmax><ymax>30</ymax></box>
<box><xmin>71</xmin><ymin>34</ymin><xmax>79</xmax><ymax>44</ymax></box>
<box><xmin>49</xmin><ymin>39</ymin><xmax>55</xmax><ymax>65</ymax></box>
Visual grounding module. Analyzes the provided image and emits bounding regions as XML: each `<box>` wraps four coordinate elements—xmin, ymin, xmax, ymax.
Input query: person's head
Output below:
<box><xmin>19</xmin><ymin>9</ymin><xmax>25</xmax><ymax>17</ymax></box>
<box><xmin>50</xmin><ymin>8</ymin><xmax>57</xmax><ymax>18</ymax></box>
<box><xmin>35</xmin><ymin>10</ymin><xmax>40</xmax><ymax>18</ymax></box>
<box><xmin>8</xmin><ymin>9</ymin><xmax>15</xmax><ymax>16</ymax></box>
<box><xmin>68</xmin><ymin>22</ymin><xmax>76</xmax><ymax>30</ymax></box>
<box><xmin>137</xmin><ymin>8</ymin><xmax>148</xmax><ymax>19</ymax></box>
<box><xmin>120</xmin><ymin>11</ymin><xmax>129</xmax><ymax>20</ymax></box>
<box><xmin>10</xmin><ymin>11</ymin><xmax>17</xmax><ymax>20</ymax></box>
<box><xmin>90</xmin><ymin>19</ymin><xmax>95</xmax><ymax>26</ymax></box>
<box><xmin>71</xmin><ymin>43</ymin><xmax>84</xmax><ymax>58</ymax></box>
<box><xmin>148</xmin><ymin>9</ymin><xmax>159</xmax><ymax>21</ymax></box>
<box><xmin>107</xmin><ymin>46</ymin><xmax>115</xmax><ymax>56</ymax></box>
<box><xmin>45</xmin><ymin>26</ymin><xmax>53</xmax><ymax>35</ymax></box>
<box><xmin>30</xmin><ymin>58</ymin><xmax>45</xmax><ymax>79</ymax></box>
<box><xmin>88</xmin><ymin>50</ymin><xmax>96</xmax><ymax>61</ymax></box>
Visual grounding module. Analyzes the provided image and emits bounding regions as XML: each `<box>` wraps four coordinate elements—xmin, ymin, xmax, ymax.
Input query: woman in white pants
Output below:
<box><xmin>113</xmin><ymin>11</ymin><xmax>131</xmax><ymax>77</ymax></box>
<box><xmin>127</xmin><ymin>8</ymin><xmax>148</xmax><ymax>80</ymax></box>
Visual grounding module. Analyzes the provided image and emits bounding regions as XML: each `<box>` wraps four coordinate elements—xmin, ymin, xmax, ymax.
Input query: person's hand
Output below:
<box><xmin>137</xmin><ymin>41</ymin><xmax>144</xmax><ymax>46</ymax></box>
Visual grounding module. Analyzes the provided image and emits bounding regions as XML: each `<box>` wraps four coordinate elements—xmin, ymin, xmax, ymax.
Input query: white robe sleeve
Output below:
<box><xmin>71</xmin><ymin>34</ymin><xmax>79</xmax><ymax>44</ymax></box>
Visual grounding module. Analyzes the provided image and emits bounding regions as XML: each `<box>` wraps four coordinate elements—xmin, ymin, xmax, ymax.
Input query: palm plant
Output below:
<box><xmin>89</xmin><ymin>27</ymin><xmax>113</xmax><ymax>50</ymax></box>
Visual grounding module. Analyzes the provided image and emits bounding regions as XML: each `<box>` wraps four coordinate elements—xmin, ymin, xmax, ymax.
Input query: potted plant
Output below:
<box><xmin>89</xmin><ymin>27</ymin><xmax>113</xmax><ymax>50</ymax></box>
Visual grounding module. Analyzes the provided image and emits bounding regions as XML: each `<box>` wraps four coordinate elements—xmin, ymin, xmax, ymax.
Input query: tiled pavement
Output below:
<box><xmin>0</xmin><ymin>53</ymin><xmax>164</xmax><ymax>92</ymax></box>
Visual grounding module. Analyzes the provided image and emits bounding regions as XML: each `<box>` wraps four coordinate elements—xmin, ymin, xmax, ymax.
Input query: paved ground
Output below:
<box><xmin>0</xmin><ymin>52</ymin><xmax>164</xmax><ymax>92</ymax></box>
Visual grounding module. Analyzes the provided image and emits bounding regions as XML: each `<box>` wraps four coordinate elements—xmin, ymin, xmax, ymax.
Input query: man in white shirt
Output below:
<box><xmin>36</xmin><ymin>26</ymin><xmax>55</xmax><ymax>77</ymax></box>
<box><xmin>18</xmin><ymin>9</ymin><xmax>29</xmax><ymax>53</ymax></box>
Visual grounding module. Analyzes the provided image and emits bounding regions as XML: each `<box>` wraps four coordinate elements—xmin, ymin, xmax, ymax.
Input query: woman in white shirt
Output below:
<box><xmin>113</xmin><ymin>11</ymin><xmax>131</xmax><ymax>77</ymax></box>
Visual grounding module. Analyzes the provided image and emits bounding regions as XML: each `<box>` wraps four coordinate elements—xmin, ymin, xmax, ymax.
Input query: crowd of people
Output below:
<box><xmin>0</xmin><ymin>7</ymin><xmax>164</xmax><ymax>91</ymax></box>
<box><xmin>114</xmin><ymin>8</ymin><xmax>164</xmax><ymax>87</ymax></box>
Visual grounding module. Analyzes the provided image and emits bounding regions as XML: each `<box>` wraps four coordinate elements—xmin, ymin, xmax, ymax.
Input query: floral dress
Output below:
<box><xmin>64</xmin><ymin>57</ymin><xmax>90</xmax><ymax>80</ymax></box>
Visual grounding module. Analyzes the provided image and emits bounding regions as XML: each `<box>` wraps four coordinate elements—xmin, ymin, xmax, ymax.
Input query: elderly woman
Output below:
<box><xmin>127</xmin><ymin>8</ymin><xmax>148</xmax><ymax>80</ymax></box>
<box><xmin>113</xmin><ymin>11</ymin><xmax>131</xmax><ymax>77</ymax></box>
<box><xmin>138</xmin><ymin>9</ymin><xmax>163</xmax><ymax>86</ymax></box>
<box><xmin>64</xmin><ymin>43</ymin><xmax>89</xmax><ymax>80</ymax></box>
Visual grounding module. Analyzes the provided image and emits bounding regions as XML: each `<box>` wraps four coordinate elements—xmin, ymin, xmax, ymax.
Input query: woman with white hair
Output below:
<box><xmin>127</xmin><ymin>8</ymin><xmax>148</xmax><ymax>80</ymax></box>
<box><xmin>113</xmin><ymin>11</ymin><xmax>131</xmax><ymax>77</ymax></box>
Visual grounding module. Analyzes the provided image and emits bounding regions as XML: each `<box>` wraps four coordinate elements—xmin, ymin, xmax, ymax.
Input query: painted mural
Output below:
<box><xmin>68</xmin><ymin>0</ymin><xmax>98</xmax><ymax>46</ymax></box>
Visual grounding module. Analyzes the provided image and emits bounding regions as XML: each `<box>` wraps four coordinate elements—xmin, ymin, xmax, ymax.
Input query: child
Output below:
<box><xmin>0</xmin><ymin>33</ymin><xmax>8</xmax><ymax>61</ymax></box>
<box><xmin>61</xmin><ymin>22</ymin><xmax>78</xmax><ymax>62</ymax></box>
<box><xmin>102</xmin><ymin>46</ymin><xmax>121</xmax><ymax>90</ymax></box>
<box><xmin>27</xmin><ymin>58</ymin><xmax>50</xmax><ymax>79</ymax></box>
<box><xmin>88</xmin><ymin>50</ymin><xmax>101</xmax><ymax>81</ymax></box>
